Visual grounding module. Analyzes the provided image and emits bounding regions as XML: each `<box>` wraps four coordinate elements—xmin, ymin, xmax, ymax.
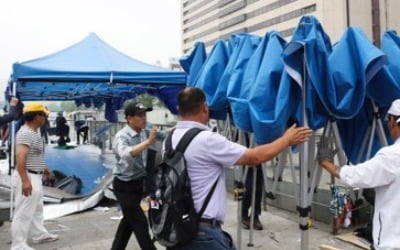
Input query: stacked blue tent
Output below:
<box><xmin>179</xmin><ymin>15</ymin><xmax>400</xmax><ymax>250</ymax></box>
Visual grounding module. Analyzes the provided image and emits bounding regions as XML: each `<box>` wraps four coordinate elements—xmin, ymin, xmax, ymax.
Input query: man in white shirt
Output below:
<box><xmin>318</xmin><ymin>99</ymin><xmax>400</xmax><ymax>250</ymax></box>
<box><xmin>170</xmin><ymin>87</ymin><xmax>312</xmax><ymax>249</ymax></box>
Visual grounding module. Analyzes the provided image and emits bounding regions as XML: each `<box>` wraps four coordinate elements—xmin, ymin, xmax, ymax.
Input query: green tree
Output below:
<box><xmin>60</xmin><ymin>101</ymin><xmax>78</xmax><ymax>112</ymax></box>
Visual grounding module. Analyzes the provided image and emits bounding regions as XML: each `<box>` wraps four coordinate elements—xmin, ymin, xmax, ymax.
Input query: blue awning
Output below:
<box><xmin>9</xmin><ymin>33</ymin><xmax>186</xmax><ymax>121</ymax></box>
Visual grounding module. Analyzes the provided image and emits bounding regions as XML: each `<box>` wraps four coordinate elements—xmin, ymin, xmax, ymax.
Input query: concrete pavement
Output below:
<box><xmin>0</xmin><ymin>195</ymin><xmax>366</xmax><ymax>250</ymax></box>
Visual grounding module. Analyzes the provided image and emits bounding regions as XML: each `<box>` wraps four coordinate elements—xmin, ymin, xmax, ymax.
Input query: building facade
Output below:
<box><xmin>181</xmin><ymin>0</ymin><xmax>400</xmax><ymax>53</ymax></box>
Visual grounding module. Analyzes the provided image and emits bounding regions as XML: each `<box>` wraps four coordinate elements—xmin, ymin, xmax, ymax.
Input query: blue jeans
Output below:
<box><xmin>173</xmin><ymin>225</ymin><xmax>236</xmax><ymax>250</ymax></box>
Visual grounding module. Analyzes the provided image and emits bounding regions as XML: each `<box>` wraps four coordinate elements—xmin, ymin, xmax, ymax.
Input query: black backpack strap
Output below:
<box><xmin>166</xmin><ymin>127</ymin><xmax>217</xmax><ymax>218</ymax></box>
<box><xmin>173</xmin><ymin>127</ymin><xmax>204</xmax><ymax>154</ymax></box>
<box><xmin>164</xmin><ymin>129</ymin><xmax>174</xmax><ymax>155</ymax></box>
<box><xmin>198</xmin><ymin>175</ymin><xmax>219</xmax><ymax>218</ymax></box>
<box><xmin>164</xmin><ymin>127</ymin><xmax>203</xmax><ymax>155</ymax></box>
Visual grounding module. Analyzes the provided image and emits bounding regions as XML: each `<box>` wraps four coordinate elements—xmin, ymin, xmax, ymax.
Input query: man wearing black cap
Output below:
<box><xmin>111</xmin><ymin>102</ymin><xmax>162</xmax><ymax>250</ymax></box>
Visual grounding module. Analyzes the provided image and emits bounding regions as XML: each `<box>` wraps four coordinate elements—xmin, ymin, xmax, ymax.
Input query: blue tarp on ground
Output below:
<box><xmin>45</xmin><ymin>145</ymin><xmax>110</xmax><ymax>195</ymax></box>
<box><xmin>9</xmin><ymin>33</ymin><xmax>186</xmax><ymax>121</ymax></box>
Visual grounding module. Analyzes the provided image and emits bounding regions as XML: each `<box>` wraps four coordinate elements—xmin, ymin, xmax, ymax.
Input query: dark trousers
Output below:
<box><xmin>76</xmin><ymin>127</ymin><xmax>88</xmax><ymax>144</ymax></box>
<box><xmin>111</xmin><ymin>178</ymin><xmax>156</xmax><ymax>250</ymax></box>
<box><xmin>242</xmin><ymin>165</ymin><xmax>263</xmax><ymax>217</ymax></box>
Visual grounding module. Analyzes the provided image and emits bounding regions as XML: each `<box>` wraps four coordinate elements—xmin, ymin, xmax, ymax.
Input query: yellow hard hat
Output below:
<box><xmin>23</xmin><ymin>103</ymin><xmax>50</xmax><ymax>115</ymax></box>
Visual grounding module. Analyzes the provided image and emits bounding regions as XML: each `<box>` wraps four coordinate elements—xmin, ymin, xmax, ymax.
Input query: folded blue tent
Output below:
<box><xmin>282</xmin><ymin>16</ymin><xmax>387</xmax><ymax>163</ymax></box>
<box><xmin>179</xmin><ymin>41</ymin><xmax>206</xmax><ymax>87</ymax></box>
<box><xmin>248</xmin><ymin>31</ymin><xmax>300</xmax><ymax>144</ymax></box>
<box><xmin>192</xmin><ymin>39</ymin><xmax>230</xmax><ymax>119</ymax></box>
<box><xmin>368</xmin><ymin>30</ymin><xmax>400</xmax><ymax>108</ymax></box>
<box><xmin>9</xmin><ymin>33</ymin><xmax>186</xmax><ymax>121</ymax></box>
<box><xmin>226</xmin><ymin>34</ymin><xmax>262</xmax><ymax>130</ymax></box>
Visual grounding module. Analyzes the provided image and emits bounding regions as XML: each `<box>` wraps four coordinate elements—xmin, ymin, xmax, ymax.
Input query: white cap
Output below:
<box><xmin>387</xmin><ymin>99</ymin><xmax>400</xmax><ymax>123</ymax></box>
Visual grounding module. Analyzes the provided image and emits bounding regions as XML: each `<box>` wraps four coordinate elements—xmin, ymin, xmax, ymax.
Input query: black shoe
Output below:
<box><xmin>242</xmin><ymin>216</ymin><xmax>250</xmax><ymax>229</ymax></box>
<box><xmin>254</xmin><ymin>217</ymin><xmax>263</xmax><ymax>230</ymax></box>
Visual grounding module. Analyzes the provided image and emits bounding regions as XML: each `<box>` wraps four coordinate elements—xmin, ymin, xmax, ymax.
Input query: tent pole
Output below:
<box><xmin>233</xmin><ymin>127</ymin><xmax>247</xmax><ymax>250</ymax></box>
<box><xmin>356</xmin><ymin>126</ymin><xmax>372</xmax><ymax>163</ymax></box>
<box><xmin>371</xmin><ymin>101</ymin><xmax>388</xmax><ymax>147</ymax></box>
<box><xmin>366</xmin><ymin>112</ymin><xmax>377</xmax><ymax>159</ymax></box>
<box><xmin>288</xmin><ymin>149</ymin><xmax>299</xmax><ymax>201</ymax></box>
<box><xmin>330</xmin><ymin>119</ymin><xmax>347</xmax><ymax>166</ymax></box>
<box><xmin>247</xmin><ymin>133</ymin><xmax>256</xmax><ymax>247</ymax></box>
<box><xmin>247</xmin><ymin>161</ymin><xmax>257</xmax><ymax>247</ymax></box>
<box><xmin>267</xmin><ymin>151</ymin><xmax>285</xmax><ymax>199</ymax></box>
<box><xmin>308</xmin><ymin>125</ymin><xmax>329</xmax><ymax>203</ymax></box>
<box><xmin>10</xmin><ymin>81</ymin><xmax>17</xmax><ymax>220</ymax></box>
<box><xmin>299</xmin><ymin>54</ymin><xmax>310</xmax><ymax>250</ymax></box>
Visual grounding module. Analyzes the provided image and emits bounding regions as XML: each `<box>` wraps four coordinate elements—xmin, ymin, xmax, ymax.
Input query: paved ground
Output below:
<box><xmin>0</xmin><ymin>196</ymin><xmax>367</xmax><ymax>250</ymax></box>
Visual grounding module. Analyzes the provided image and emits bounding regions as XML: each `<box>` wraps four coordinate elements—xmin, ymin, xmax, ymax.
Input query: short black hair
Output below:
<box><xmin>177</xmin><ymin>87</ymin><xmax>206</xmax><ymax>116</ymax></box>
<box><xmin>23</xmin><ymin>111</ymin><xmax>45</xmax><ymax>121</ymax></box>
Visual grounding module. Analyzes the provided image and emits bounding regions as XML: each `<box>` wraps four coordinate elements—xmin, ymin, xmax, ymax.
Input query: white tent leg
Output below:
<box><xmin>356</xmin><ymin>126</ymin><xmax>372</xmax><ymax>163</ymax></box>
<box><xmin>247</xmin><ymin>167</ymin><xmax>257</xmax><ymax>247</ymax></box>
<box><xmin>299</xmin><ymin>55</ymin><xmax>310</xmax><ymax>250</ymax></box>
<box><xmin>10</xmin><ymin>81</ymin><xmax>16</xmax><ymax>220</ymax></box>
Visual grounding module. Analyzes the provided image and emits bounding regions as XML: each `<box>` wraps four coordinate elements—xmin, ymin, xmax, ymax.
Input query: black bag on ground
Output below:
<box><xmin>54</xmin><ymin>175</ymin><xmax>83</xmax><ymax>195</ymax></box>
<box><xmin>149</xmin><ymin>128</ymin><xmax>219</xmax><ymax>247</ymax></box>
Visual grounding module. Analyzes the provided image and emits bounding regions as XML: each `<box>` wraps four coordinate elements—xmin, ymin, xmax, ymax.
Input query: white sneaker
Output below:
<box><xmin>11</xmin><ymin>242</ymin><xmax>36</xmax><ymax>250</ymax></box>
<box><xmin>32</xmin><ymin>233</ymin><xmax>59</xmax><ymax>244</ymax></box>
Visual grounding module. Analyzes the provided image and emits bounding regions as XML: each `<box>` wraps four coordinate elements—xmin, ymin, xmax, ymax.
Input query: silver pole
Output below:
<box><xmin>288</xmin><ymin>149</ymin><xmax>299</xmax><ymax>201</ymax></box>
<box><xmin>366</xmin><ymin>114</ymin><xmax>377</xmax><ymax>159</ymax></box>
<box><xmin>356</xmin><ymin>126</ymin><xmax>372</xmax><ymax>163</ymax></box>
<box><xmin>330</xmin><ymin>119</ymin><xmax>347</xmax><ymax>166</ymax></box>
<box><xmin>247</xmin><ymin>167</ymin><xmax>257</xmax><ymax>247</ymax></box>
<box><xmin>234</xmin><ymin>129</ymin><xmax>247</xmax><ymax>250</ymax></box>
<box><xmin>308</xmin><ymin>124</ymin><xmax>330</xmax><ymax>202</ymax></box>
<box><xmin>371</xmin><ymin>101</ymin><xmax>388</xmax><ymax>147</ymax></box>
<box><xmin>10</xmin><ymin>81</ymin><xmax>17</xmax><ymax>220</ymax></box>
<box><xmin>299</xmin><ymin>55</ymin><xmax>310</xmax><ymax>250</ymax></box>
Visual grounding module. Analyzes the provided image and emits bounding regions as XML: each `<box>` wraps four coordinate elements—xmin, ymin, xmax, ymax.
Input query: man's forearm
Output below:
<box><xmin>237</xmin><ymin>136</ymin><xmax>290</xmax><ymax>166</ymax></box>
<box><xmin>320</xmin><ymin>161</ymin><xmax>341</xmax><ymax>178</ymax></box>
<box><xmin>16</xmin><ymin>160</ymin><xmax>29</xmax><ymax>182</ymax></box>
<box><xmin>130</xmin><ymin>140</ymin><xmax>151</xmax><ymax>157</ymax></box>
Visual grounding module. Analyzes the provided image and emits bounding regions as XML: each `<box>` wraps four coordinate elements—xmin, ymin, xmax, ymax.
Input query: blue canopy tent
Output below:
<box><xmin>9</xmin><ymin>33</ymin><xmax>186</xmax><ymax>121</ymax></box>
<box><xmin>218</xmin><ymin>33</ymin><xmax>260</xmax><ymax>124</ymax></box>
<box><xmin>225</xmin><ymin>34</ymin><xmax>262</xmax><ymax>130</ymax></box>
<box><xmin>6</xmin><ymin>33</ymin><xmax>188</xmax><ymax>219</ymax></box>
<box><xmin>191</xmin><ymin>39</ymin><xmax>230</xmax><ymax>119</ymax></box>
<box><xmin>180</xmin><ymin>14</ymin><xmax>400</xmax><ymax>250</ymax></box>
<box><xmin>281</xmin><ymin>15</ymin><xmax>387</xmax><ymax>249</ymax></box>
<box><xmin>338</xmin><ymin>30</ymin><xmax>400</xmax><ymax>163</ymax></box>
<box><xmin>247</xmin><ymin>31</ymin><xmax>300</xmax><ymax>145</ymax></box>
<box><xmin>179</xmin><ymin>41</ymin><xmax>206</xmax><ymax>87</ymax></box>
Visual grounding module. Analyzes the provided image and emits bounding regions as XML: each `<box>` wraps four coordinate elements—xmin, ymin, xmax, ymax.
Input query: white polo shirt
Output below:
<box><xmin>340</xmin><ymin>137</ymin><xmax>400</xmax><ymax>250</ymax></box>
<box><xmin>171</xmin><ymin>121</ymin><xmax>247</xmax><ymax>222</ymax></box>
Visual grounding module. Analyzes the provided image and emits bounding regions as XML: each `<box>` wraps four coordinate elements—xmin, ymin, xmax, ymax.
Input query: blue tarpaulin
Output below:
<box><xmin>180</xmin><ymin>15</ymin><xmax>400</xmax><ymax>161</ymax></box>
<box><xmin>283</xmin><ymin>16</ymin><xmax>387</xmax><ymax>163</ymax></box>
<box><xmin>9</xmin><ymin>33</ymin><xmax>186</xmax><ymax>121</ymax></box>
<box><xmin>179</xmin><ymin>41</ymin><xmax>206</xmax><ymax>87</ymax></box>
<box><xmin>248</xmin><ymin>32</ymin><xmax>300</xmax><ymax>144</ymax></box>
<box><xmin>226</xmin><ymin>34</ymin><xmax>261</xmax><ymax>129</ymax></box>
<box><xmin>192</xmin><ymin>39</ymin><xmax>230</xmax><ymax>119</ymax></box>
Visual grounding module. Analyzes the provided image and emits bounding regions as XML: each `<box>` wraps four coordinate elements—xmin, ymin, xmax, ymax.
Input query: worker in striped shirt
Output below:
<box><xmin>12</xmin><ymin>103</ymin><xmax>58</xmax><ymax>250</ymax></box>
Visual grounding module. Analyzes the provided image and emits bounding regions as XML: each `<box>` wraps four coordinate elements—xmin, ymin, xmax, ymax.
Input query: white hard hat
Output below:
<box><xmin>387</xmin><ymin>99</ymin><xmax>400</xmax><ymax>123</ymax></box>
